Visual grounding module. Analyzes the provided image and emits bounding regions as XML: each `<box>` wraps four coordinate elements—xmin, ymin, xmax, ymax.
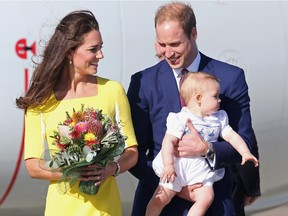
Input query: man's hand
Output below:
<box><xmin>174</xmin><ymin>119</ymin><xmax>208</xmax><ymax>157</ymax></box>
<box><xmin>177</xmin><ymin>183</ymin><xmax>203</xmax><ymax>202</ymax></box>
<box><xmin>244</xmin><ymin>196</ymin><xmax>259</xmax><ymax>206</ymax></box>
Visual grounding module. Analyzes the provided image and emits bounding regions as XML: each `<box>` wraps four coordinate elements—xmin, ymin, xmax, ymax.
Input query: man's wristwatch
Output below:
<box><xmin>113</xmin><ymin>161</ymin><xmax>121</xmax><ymax>177</ymax></box>
<box><xmin>205</xmin><ymin>142</ymin><xmax>215</xmax><ymax>160</ymax></box>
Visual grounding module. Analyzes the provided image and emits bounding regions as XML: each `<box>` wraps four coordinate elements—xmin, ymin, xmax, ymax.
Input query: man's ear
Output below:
<box><xmin>191</xmin><ymin>27</ymin><xmax>197</xmax><ymax>40</ymax></box>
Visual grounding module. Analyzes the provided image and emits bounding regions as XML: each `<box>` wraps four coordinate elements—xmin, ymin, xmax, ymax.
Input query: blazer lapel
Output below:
<box><xmin>158</xmin><ymin>61</ymin><xmax>181</xmax><ymax>112</ymax></box>
<box><xmin>199</xmin><ymin>52</ymin><xmax>215</xmax><ymax>76</ymax></box>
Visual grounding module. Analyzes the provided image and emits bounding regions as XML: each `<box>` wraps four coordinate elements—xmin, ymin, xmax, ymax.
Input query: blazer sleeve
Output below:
<box><xmin>212</xmin><ymin>66</ymin><xmax>258</xmax><ymax>169</ymax></box>
<box><xmin>127</xmin><ymin>72</ymin><xmax>160</xmax><ymax>190</ymax></box>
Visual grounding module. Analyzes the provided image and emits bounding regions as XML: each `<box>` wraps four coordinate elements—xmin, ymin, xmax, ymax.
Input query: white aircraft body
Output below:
<box><xmin>0</xmin><ymin>1</ymin><xmax>287</xmax><ymax>215</ymax></box>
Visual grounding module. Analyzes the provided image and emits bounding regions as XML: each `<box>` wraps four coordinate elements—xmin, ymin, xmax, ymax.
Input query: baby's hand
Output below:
<box><xmin>241</xmin><ymin>152</ymin><xmax>259</xmax><ymax>167</ymax></box>
<box><xmin>161</xmin><ymin>165</ymin><xmax>177</xmax><ymax>183</ymax></box>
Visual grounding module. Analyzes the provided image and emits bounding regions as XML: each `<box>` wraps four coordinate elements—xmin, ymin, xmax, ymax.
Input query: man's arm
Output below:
<box><xmin>216</xmin><ymin>67</ymin><xmax>255</xmax><ymax>165</ymax></box>
<box><xmin>217</xmin><ymin>66</ymin><xmax>261</xmax><ymax>212</ymax></box>
<box><xmin>127</xmin><ymin>73</ymin><xmax>150</xmax><ymax>180</ymax></box>
<box><xmin>203</xmin><ymin>66</ymin><xmax>256</xmax><ymax>170</ymax></box>
<box><xmin>127</xmin><ymin>73</ymin><xmax>159</xmax><ymax>189</ymax></box>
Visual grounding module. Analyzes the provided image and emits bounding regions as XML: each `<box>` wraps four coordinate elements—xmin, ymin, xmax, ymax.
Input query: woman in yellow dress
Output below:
<box><xmin>16</xmin><ymin>10</ymin><xmax>138</xmax><ymax>216</ymax></box>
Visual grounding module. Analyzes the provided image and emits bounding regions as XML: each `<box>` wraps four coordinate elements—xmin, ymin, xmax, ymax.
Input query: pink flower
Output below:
<box><xmin>87</xmin><ymin>120</ymin><xmax>103</xmax><ymax>138</ymax></box>
<box><xmin>74</xmin><ymin>122</ymin><xmax>88</xmax><ymax>133</ymax></box>
<box><xmin>58</xmin><ymin>125</ymin><xmax>71</xmax><ymax>138</ymax></box>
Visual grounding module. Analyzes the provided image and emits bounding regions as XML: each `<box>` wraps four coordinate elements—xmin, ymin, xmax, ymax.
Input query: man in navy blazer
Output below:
<box><xmin>127</xmin><ymin>2</ymin><xmax>259</xmax><ymax>215</ymax></box>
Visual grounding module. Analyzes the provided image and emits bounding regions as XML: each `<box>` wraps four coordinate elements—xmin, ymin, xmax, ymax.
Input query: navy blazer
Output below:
<box><xmin>127</xmin><ymin>52</ymin><xmax>257</xmax><ymax>215</ymax></box>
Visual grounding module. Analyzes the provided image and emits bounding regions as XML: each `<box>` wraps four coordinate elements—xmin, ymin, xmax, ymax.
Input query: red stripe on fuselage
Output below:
<box><xmin>0</xmin><ymin>69</ymin><xmax>28</xmax><ymax>205</ymax></box>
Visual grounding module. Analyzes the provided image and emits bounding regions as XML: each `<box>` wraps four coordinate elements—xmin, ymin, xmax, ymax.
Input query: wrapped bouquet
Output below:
<box><xmin>40</xmin><ymin>104</ymin><xmax>126</xmax><ymax>195</ymax></box>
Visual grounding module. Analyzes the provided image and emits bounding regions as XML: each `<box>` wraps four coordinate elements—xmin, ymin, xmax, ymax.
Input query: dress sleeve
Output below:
<box><xmin>114</xmin><ymin>82</ymin><xmax>138</xmax><ymax>148</ymax></box>
<box><xmin>24</xmin><ymin>109</ymin><xmax>44</xmax><ymax>160</ymax></box>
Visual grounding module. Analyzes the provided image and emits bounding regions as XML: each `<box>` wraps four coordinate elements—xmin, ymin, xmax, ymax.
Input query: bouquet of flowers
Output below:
<box><xmin>40</xmin><ymin>104</ymin><xmax>126</xmax><ymax>195</ymax></box>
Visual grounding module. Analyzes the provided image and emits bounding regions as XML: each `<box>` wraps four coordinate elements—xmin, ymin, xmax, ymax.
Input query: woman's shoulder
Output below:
<box><xmin>97</xmin><ymin>76</ymin><xmax>123</xmax><ymax>89</ymax></box>
<box><xmin>97</xmin><ymin>76</ymin><xmax>124</xmax><ymax>92</ymax></box>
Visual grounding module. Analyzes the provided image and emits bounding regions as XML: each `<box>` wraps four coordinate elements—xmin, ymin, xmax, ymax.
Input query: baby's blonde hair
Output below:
<box><xmin>180</xmin><ymin>72</ymin><xmax>219</xmax><ymax>105</ymax></box>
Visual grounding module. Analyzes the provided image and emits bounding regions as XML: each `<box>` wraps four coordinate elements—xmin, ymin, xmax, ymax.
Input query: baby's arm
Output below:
<box><xmin>161</xmin><ymin>133</ymin><xmax>179</xmax><ymax>183</ymax></box>
<box><xmin>223</xmin><ymin>130</ymin><xmax>259</xmax><ymax>167</ymax></box>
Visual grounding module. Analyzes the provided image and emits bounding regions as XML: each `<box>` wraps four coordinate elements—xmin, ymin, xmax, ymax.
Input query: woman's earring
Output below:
<box><xmin>69</xmin><ymin>60</ymin><xmax>72</xmax><ymax>64</ymax></box>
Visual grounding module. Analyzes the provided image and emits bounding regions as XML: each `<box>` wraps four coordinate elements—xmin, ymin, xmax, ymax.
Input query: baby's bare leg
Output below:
<box><xmin>145</xmin><ymin>185</ymin><xmax>177</xmax><ymax>216</ymax></box>
<box><xmin>187</xmin><ymin>185</ymin><xmax>214</xmax><ymax>216</ymax></box>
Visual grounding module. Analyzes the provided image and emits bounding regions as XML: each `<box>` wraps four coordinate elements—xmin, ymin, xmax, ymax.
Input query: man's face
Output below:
<box><xmin>155</xmin><ymin>20</ymin><xmax>197</xmax><ymax>69</ymax></box>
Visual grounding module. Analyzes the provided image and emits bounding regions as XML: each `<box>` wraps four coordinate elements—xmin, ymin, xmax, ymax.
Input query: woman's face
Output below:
<box><xmin>71</xmin><ymin>30</ymin><xmax>104</xmax><ymax>76</ymax></box>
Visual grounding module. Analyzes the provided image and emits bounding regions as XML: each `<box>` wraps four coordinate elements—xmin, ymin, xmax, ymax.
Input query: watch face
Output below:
<box><xmin>207</xmin><ymin>151</ymin><xmax>214</xmax><ymax>159</ymax></box>
<box><xmin>206</xmin><ymin>150</ymin><xmax>212</xmax><ymax>157</ymax></box>
<box><xmin>205</xmin><ymin>142</ymin><xmax>214</xmax><ymax>160</ymax></box>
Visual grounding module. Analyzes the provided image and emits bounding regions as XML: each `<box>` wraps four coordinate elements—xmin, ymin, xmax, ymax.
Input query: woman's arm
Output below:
<box><xmin>25</xmin><ymin>158</ymin><xmax>62</xmax><ymax>180</ymax></box>
<box><xmin>115</xmin><ymin>146</ymin><xmax>138</xmax><ymax>175</ymax></box>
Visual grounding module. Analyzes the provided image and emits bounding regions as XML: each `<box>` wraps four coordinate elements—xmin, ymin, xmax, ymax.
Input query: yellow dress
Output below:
<box><xmin>24</xmin><ymin>77</ymin><xmax>137</xmax><ymax>216</ymax></box>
